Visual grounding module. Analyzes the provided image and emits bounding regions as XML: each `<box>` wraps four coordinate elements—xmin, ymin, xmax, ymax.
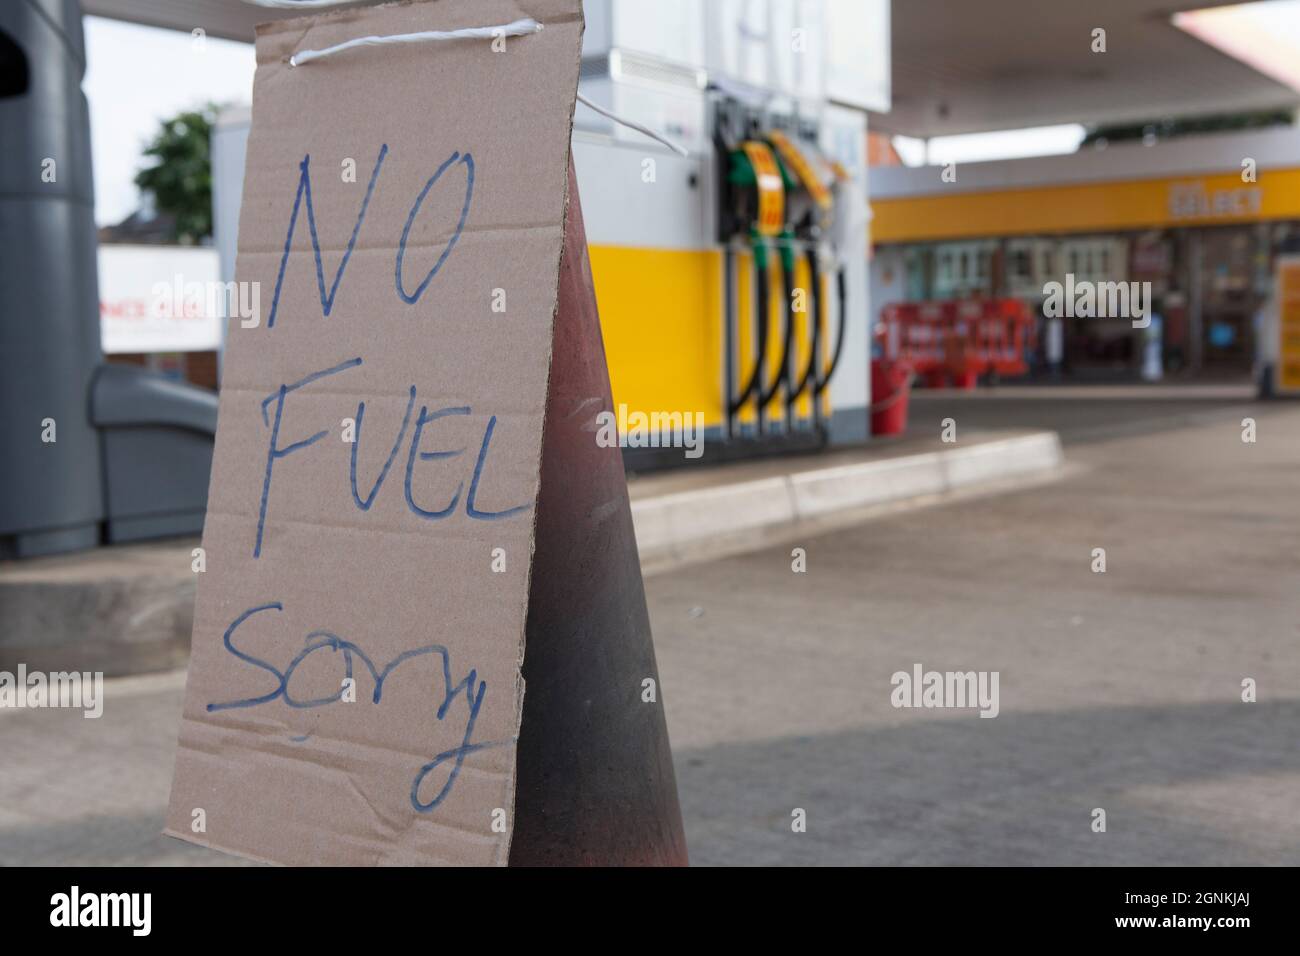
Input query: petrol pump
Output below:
<box><xmin>718</xmin><ymin>104</ymin><xmax>787</xmax><ymax>438</ymax></box>
<box><xmin>768</xmin><ymin>124</ymin><xmax>849</xmax><ymax>431</ymax></box>
<box><xmin>715</xmin><ymin>97</ymin><xmax>850</xmax><ymax>450</ymax></box>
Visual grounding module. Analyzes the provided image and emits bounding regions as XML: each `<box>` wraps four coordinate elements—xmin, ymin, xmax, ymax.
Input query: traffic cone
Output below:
<box><xmin>509</xmin><ymin>160</ymin><xmax>689</xmax><ymax>866</ymax></box>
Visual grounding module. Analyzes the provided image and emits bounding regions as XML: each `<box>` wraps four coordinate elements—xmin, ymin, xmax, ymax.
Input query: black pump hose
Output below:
<box><xmin>815</xmin><ymin>267</ymin><xmax>848</xmax><ymax>397</ymax></box>
<box><xmin>791</xmin><ymin>248</ymin><xmax>822</xmax><ymax>406</ymax></box>
<box><xmin>758</xmin><ymin>254</ymin><xmax>796</xmax><ymax>413</ymax></box>
<box><xmin>728</xmin><ymin>250</ymin><xmax>771</xmax><ymax>416</ymax></box>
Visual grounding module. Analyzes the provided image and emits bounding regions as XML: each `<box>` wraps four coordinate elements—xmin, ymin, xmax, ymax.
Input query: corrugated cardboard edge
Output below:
<box><xmin>499</xmin><ymin>1</ymin><xmax>585</xmax><ymax>868</ymax></box>
<box><xmin>162</xmin><ymin>0</ymin><xmax>586</xmax><ymax>867</ymax></box>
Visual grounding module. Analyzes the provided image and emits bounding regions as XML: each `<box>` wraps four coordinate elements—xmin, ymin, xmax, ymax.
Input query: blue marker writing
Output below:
<box><xmin>208</xmin><ymin>602</ymin><xmax>503</xmax><ymax>812</ymax></box>
<box><xmin>467</xmin><ymin>415</ymin><xmax>530</xmax><ymax>520</ymax></box>
<box><xmin>405</xmin><ymin>405</ymin><xmax>469</xmax><ymax>519</ymax></box>
<box><xmin>351</xmin><ymin>386</ymin><xmax>417</xmax><ymax>511</ymax></box>
<box><xmin>396</xmin><ymin>151</ymin><xmax>475</xmax><ymax>304</ymax></box>
<box><xmin>256</xmin><ymin>357</ymin><xmax>362</xmax><ymax>558</ymax></box>
<box><xmin>267</xmin><ymin>145</ymin><xmax>388</xmax><ymax>329</ymax></box>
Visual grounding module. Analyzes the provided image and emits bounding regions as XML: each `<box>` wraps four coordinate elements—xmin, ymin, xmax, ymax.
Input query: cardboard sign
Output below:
<box><xmin>166</xmin><ymin>0</ymin><xmax>590</xmax><ymax>865</ymax></box>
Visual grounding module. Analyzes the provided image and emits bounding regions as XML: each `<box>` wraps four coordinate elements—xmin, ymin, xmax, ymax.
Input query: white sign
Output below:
<box><xmin>99</xmin><ymin>244</ymin><xmax>222</xmax><ymax>354</ymax></box>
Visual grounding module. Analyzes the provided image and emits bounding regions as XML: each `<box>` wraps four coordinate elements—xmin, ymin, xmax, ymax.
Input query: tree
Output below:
<box><xmin>134</xmin><ymin>104</ymin><xmax>218</xmax><ymax>244</ymax></box>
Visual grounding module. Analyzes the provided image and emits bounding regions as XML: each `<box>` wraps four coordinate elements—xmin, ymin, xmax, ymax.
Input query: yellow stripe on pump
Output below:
<box><xmin>742</xmin><ymin>141</ymin><xmax>786</xmax><ymax>237</ymax></box>
<box><xmin>769</xmin><ymin>131</ymin><xmax>832</xmax><ymax>210</ymax></box>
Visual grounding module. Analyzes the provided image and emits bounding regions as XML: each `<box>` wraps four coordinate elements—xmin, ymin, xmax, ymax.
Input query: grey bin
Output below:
<box><xmin>0</xmin><ymin>1</ymin><xmax>216</xmax><ymax>559</ymax></box>
<box><xmin>91</xmin><ymin>364</ymin><xmax>217</xmax><ymax>545</ymax></box>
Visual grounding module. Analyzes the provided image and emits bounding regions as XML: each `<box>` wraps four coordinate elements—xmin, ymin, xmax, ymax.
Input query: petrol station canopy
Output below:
<box><xmin>883</xmin><ymin>0</ymin><xmax>1300</xmax><ymax>136</ymax></box>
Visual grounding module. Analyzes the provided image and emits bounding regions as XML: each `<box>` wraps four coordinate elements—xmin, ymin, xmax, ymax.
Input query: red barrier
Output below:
<box><xmin>876</xmin><ymin>298</ymin><xmax>1036</xmax><ymax>389</ymax></box>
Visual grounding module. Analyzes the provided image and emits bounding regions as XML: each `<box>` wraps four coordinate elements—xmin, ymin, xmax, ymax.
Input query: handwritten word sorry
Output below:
<box><xmin>209</xmin><ymin>602</ymin><xmax>500</xmax><ymax>811</ymax></box>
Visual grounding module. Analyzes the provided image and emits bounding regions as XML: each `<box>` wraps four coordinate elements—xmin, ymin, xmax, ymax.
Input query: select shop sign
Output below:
<box><xmin>98</xmin><ymin>244</ymin><xmax>223</xmax><ymax>354</ymax></box>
